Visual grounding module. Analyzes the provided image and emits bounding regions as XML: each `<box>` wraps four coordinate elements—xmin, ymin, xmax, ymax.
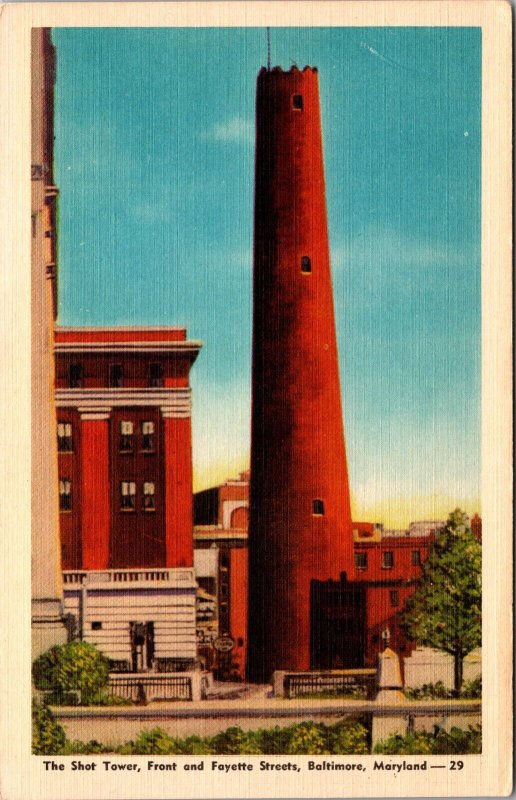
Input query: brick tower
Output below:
<box><xmin>248</xmin><ymin>66</ymin><xmax>354</xmax><ymax>681</ymax></box>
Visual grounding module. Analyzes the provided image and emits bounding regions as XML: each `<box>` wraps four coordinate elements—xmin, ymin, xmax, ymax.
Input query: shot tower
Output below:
<box><xmin>248</xmin><ymin>66</ymin><xmax>354</xmax><ymax>681</ymax></box>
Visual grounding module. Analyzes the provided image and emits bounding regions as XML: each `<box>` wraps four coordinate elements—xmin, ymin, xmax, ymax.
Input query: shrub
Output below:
<box><xmin>174</xmin><ymin>735</ymin><xmax>215</xmax><ymax>755</ymax></box>
<box><xmin>212</xmin><ymin>726</ymin><xmax>262</xmax><ymax>755</ymax></box>
<box><xmin>329</xmin><ymin>720</ymin><xmax>369</xmax><ymax>755</ymax></box>
<box><xmin>286</xmin><ymin>721</ymin><xmax>328</xmax><ymax>755</ymax></box>
<box><xmin>374</xmin><ymin>725</ymin><xmax>481</xmax><ymax>755</ymax></box>
<box><xmin>374</xmin><ymin>731</ymin><xmax>434</xmax><ymax>754</ymax></box>
<box><xmin>461</xmin><ymin>677</ymin><xmax>482</xmax><ymax>698</ymax></box>
<box><xmin>33</xmin><ymin>642</ymin><xmax>110</xmax><ymax>705</ymax></box>
<box><xmin>61</xmin><ymin>738</ymin><xmax>113</xmax><ymax>754</ymax></box>
<box><xmin>432</xmin><ymin>725</ymin><xmax>481</xmax><ymax>754</ymax></box>
<box><xmin>405</xmin><ymin>681</ymin><xmax>454</xmax><ymax>700</ymax></box>
<box><xmin>257</xmin><ymin>725</ymin><xmax>295</xmax><ymax>754</ymax></box>
<box><xmin>32</xmin><ymin>700</ymin><xmax>66</xmax><ymax>755</ymax></box>
<box><xmin>131</xmin><ymin>727</ymin><xmax>180</xmax><ymax>754</ymax></box>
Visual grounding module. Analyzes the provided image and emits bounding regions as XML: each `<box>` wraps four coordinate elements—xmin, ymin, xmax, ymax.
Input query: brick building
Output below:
<box><xmin>193</xmin><ymin>472</ymin><xmax>249</xmax><ymax>679</ymax></box>
<box><xmin>195</xmin><ymin>471</ymin><xmax>441</xmax><ymax>675</ymax></box>
<box><xmin>54</xmin><ymin>326</ymin><xmax>202</xmax><ymax>672</ymax></box>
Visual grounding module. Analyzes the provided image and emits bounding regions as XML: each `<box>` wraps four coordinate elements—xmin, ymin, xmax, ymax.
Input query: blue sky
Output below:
<box><xmin>52</xmin><ymin>27</ymin><xmax>481</xmax><ymax>527</ymax></box>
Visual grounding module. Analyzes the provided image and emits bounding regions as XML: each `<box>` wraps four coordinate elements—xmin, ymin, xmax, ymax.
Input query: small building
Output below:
<box><xmin>54</xmin><ymin>326</ymin><xmax>202</xmax><ymax>672</ymax></box>
<box><xmin>194</xmin><ymin>472</ymin><xmax>248</xmax><ymax>680</ymax></box>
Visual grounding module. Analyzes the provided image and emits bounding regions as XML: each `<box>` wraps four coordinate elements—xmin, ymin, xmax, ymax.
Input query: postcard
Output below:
<box><xmin>0</xmin><ymin>2</ymin><xmax>512</xmax><ymax>798</ymax></box>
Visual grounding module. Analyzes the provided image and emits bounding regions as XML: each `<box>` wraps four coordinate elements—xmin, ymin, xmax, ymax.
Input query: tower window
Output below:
<box><xmin>312</xmin><ymin>499</ymin><xmax>325</xmax><ymax>516</ymax></box>
<box><xmin>301</xmin><ymin>256</ymin><xmax>312</xmax><ymax>274</ymax></box>
<box><xmin>141</xmin><ymin>421</ymin><xmax>155</xmax><ymax>451</ymax></box>
<box><xmin>149</xmin><ymin>362</ymin><xmax>163</xmax><ymax>387</ymax></box>
<box><xmin>382</xmin><ymin>551</ymin><xmax>394</xmax><ymax>569</ymax></box>
<box><xmin>143</xmin><ymin>482</ymin><xmax>155</xmax><ymax>511</ymax></box>
<box><xmin>120</xmin><ymin>481</ymin><xmax>136</xmax><ymax>511</ymax></box>
<box><xmin>411</xmin><ymin>549</ymin><xmax>421</xmax><ymax>566</ymax></box>
<box><xmin>57</xmin><ymin>422</ymin><xmax>73</xmax><ymax>452</ymax></box>
<box><xmin>354</xmin><ymin>552</ymin><xmax>368</xmax><ymax>570</ymax></box>
<box><xmin>119</xmin><ymin>420</ymin><xmax>134</xmax><ymax>452</ymax></box>
<box><xmin>69</xmin><ymin>364</ymin><xmax>83</xmax><ymax>388</ymax></box>
<box><xmin>109</xmin><ymin>364</ymin><xmax>123</xmax><ymax>388</ymax></box>
<box><xmin>59</xmin><ymin>479</ymin><xmax>72</xmax><ymax>512</ymax></box>
<box><xmin>292</xmin><ymin>94</ymin><xmax>303</xmax><ymax>110</ymax></box>
<box><xmin>91</xmin><ymin>621</ymin><xmax>102</xmax><ymax>631</ymax></box>
<box><xmin>389</xmin><ymin>590</ymin><xmax>399</xmax><ymax>608</ymax></box>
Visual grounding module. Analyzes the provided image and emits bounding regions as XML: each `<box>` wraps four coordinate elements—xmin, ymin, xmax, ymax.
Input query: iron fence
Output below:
<box><xmin>108</xmin><ymin>675</ymin><xmax>193</xmax><ymax>702</ymax></box>
<box><xmin>284</xmin><ymin>669</ymin><xmax>376</xmax><ymax>699</ymax></box>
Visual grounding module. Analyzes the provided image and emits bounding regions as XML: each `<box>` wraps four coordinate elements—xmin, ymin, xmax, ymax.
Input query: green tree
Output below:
<box><xmin>32</xmin><ymin>641</ymin><xmax>110</xmax><ymax>704</ymax></box>
<box><xmin>401</xmin><ymin>508</ymin><xmax>481</xmax><ymax>695</ymax></box>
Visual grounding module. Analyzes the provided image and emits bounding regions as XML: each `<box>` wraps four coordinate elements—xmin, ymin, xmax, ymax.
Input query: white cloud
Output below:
<box><xmin>203</xmin><ymin>116</ymin><xmax>254</xmax><ymax>145</ymax></box>
<box><xmin>331</xmin><ymin>224</ymin><xmax>472</xmax><ymax>274</ymax></box>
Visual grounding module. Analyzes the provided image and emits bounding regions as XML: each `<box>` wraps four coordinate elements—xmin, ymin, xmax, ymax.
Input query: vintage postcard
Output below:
<box><xmin>0</xmin><ymin>2</ymin><xmax>512</xmax><ymax>798</ymax></box>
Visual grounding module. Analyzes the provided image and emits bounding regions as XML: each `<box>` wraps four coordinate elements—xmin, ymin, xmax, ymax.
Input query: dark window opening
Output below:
<box><xmin>91</xmin><ymin>621</ymin><xmax>102</xmax><ymax>631</ymax></box>
<box><xmin>354</xmin><ymin>552</ymin><xmax>368</xmax><ymax>570</ymax></box>
<box><xmin>141</xmin><ymin>421</ymin><xmax>155</xmax><ymax>451</ymax></box>
<box><xmin>301</xmin><ymin>255</ymin><xmax>312</xmax><ymax>273</ymax></box>
<box><xmin>59</xmin><ymin>479</ymin><xmax>72</xmax><ymax>511</ymax></box>
<box><xmin>57</xmin><ymin>422</ymin><xmax>73</xmax><ymax>452</ymax></box>
<box><xmin>120</xmin><ymin>481</ymin><xmax>136</xmax><ymax>511</ymax></box>
<box><xmin>69</xmin><ymin>364</ymin><xmax>83</xmax><ymax>388</ymax></box>
<box><xmin>149</xmin><ymin>362</ymin><xmax>163</xmax><ymax>387</ymax></box>
<box><xmin>389</xmin><ymin>590</ymin><xmax>399</xmax><ymax>607</ymax></box>
<box><xmin>109</xmin><ymin>364</ymin><xmax>123</xmax><ymax>388</ymax></box>
<box><xmin>143</xmin><ymin>482</ymin><xmax>155</xmax><ymax>511</ymax></box>
<box><xmin>312</xmin><ymin>499</ymin><xmax>325</xmax><ymax>516</ymax></box>
<box><xmin>411</xmin><ymin>549</ymin><xmax>421</xmax><ymax>566</ymax></box>
<box><xmin>382</xmin><ymin>551</ymin><xmax>394</xmax><ymax>569</ymax></box>
<box><xmin>119</xmin><ymin>421</ymin><xmax>134</xmax><ymax>452</ymax></box>
<box><xmin>292</xmin><ymin>94</ymin><xmax>303</xmax><ymax>110</ymax></box>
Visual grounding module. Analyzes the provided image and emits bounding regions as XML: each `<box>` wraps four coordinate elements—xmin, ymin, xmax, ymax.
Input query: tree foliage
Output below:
<box><xmin>401</xmin><ymin>509</ymin><xmax>481</xmax><ymax>693</ymax></box>
<box><xmin>32</xmin><ymin>641</ymin><xmax>110</xmax><ymax>704</ymax></box>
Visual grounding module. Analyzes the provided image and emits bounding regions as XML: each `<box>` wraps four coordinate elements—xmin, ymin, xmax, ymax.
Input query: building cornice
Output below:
<box><xmin>56</xmin><ymin>387</ymin><xmax>192</xmax><ymax>415</ymax></box>
<box><xmin>54</xmin><ymin>341</ymin><xmax>202</xmax><ymax>355</ymax></box>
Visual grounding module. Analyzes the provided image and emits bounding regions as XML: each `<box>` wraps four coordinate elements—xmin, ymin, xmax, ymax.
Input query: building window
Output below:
<box><xmin>411</xmin><ymin>549</ymin><xmax>421</xmax><ymax>566</ymax></box>
<box><xmin>382</xmin><ymin>551</ymin><xmax>394</xmax><ymax>569</ymax></box>
<box><xmin>389</xmin><ymin>590</ymin><xmax>399</xmax><ymax>607</ymax></box>
<box><xmin>119</xmin><ymin>420</ymin><xmax>134</xmax><ymax>452</ymax></box>
<box><xmin>149</xmin><ymin>362</ymin><xmax>163</xmax><ymax>387</ymax></box>
<box><xmin>312</xmin><ymin>499</ymin><xmax>325</xmax><ymax>516</ymax></box>
<box><xmin>143</xmin><ymin>482</ymin><xmax>155</xmax><ymax>511</ymax></box>
<box><xmin>59</xmin><ymin>479</ymin><xmax>72</xmax><ymax>511</ymax></box>
<box><xmin>109</xmin><ymin>364</ymin><xmax>123</xmax><ymax>388</ymax></box>
<box><xmin>292</xmin><ymin>94</ymin><xmax>303</xmax><ymax>110</ymax></box>
<box><xmin>354</xmin><ymin>552</ymin><xmax>368</xmax><ymax>570</ymax></box>
<box><xmin>141</xmin><ymin>421</ymin><xmax>155</xmax><ymax>451</ymax></box>
<box><xmin>69</xmin><ymin>364</ymin><xmax>83</xmax><ymax>388</ymax></box>
<box><xmin>120</xmin><ymin>481</ymin><xmax>136</xmax><ymax>511</ymax></box>
<box><xmin>91</xmin><ymin>621</ymin><xmax>102</xmax><ymax>631</ymax></box>
<box><xmin>301</xmin><ymin>255</ymin><xmax>312</xmax><ymax>273</ymax></box>
<box><xmin>57</xmin><ymin>422</ymin><xmax>72</xmax><ymax>452</ymax></box>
